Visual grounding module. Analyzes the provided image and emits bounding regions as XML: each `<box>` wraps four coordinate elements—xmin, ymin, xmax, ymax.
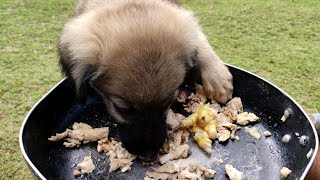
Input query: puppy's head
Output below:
<box><xmin>58</xmin><ymin>1</ymin><xmax>200</xmax><ymax>161</ymax></box>
<box><xmin>92</xmin><ymin>45</ymin><xmax>196</xmax><ymax>161</ymax></box>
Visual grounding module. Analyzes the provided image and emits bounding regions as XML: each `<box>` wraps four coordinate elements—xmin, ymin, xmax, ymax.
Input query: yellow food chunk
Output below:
<box><xmin>180</xmin><ymin>103</ymin><xmax>218</xmax><ymax>154</ymax></box>
<box><xmin>197</xmin><ymin>105</ymin><xmax>215</xmax><ymax>127</ymax></box>
<box><xmin>189</xmin><ymin>125</ymin><xmax>203</xmax><ymax>133</ymax></box>
<box><xmin>204</xmin><ymin>121</ymin><xmax>217</xmax><ymax>139</ymax></box>
<box><xmin>193</xmin><ymin>130</ymin><xmax>212</xmax><ymax>154</ymax></box>
<box><xmin>181</xmin><ymin>113</ymin><xmax>198</xmax><ymax>128</ymax></box>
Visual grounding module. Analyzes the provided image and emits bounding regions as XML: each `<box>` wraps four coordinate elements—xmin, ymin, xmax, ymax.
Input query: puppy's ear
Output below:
<box><xmin>58</xmin><ymin>42</ymin><xmax>99</xmax><ymax>102</ymax></box>
<box><xmin>75</xmin><ymin>64</ymin><xmax>98</xmax><ymax>101</ymax></box>
<box><xmin>58</xmin><ymin>16</ymin><xmax>102</xmax><ymax>102</ymax></box>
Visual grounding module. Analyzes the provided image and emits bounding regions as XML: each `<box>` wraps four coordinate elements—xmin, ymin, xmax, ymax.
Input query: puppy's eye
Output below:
<box><xmin>114</xmin><ymin>105</ymin><xmax>135</xmax><ymax>115</ymax></box>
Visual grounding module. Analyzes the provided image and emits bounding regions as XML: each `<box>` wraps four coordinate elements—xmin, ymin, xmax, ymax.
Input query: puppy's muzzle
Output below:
<box><xmin>117</xmin><ymin>113</ymin><xmax>167</xmax><ymax>162</ymax></box>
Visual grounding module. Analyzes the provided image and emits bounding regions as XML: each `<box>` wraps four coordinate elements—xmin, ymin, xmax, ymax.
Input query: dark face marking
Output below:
<box><xmin>104</xmin><ymin>95</ymin><xmax>170</xmax><ymax>161</ymax></box>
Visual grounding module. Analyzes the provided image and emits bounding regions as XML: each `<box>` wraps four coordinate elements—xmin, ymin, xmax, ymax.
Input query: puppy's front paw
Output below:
<box><xmin>201</xmin><ymin>65</ymin><xmax>233</xmax><ymax>104</ymax></box>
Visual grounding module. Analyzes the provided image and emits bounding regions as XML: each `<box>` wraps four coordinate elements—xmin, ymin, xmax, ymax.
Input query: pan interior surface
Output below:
<box><xmin>21</xmin><ymin>66</ymin><xmax>317</xmax><ymax>180</ymax></box>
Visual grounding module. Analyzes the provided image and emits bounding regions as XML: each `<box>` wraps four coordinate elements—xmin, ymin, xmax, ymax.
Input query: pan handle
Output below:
<box><xmin>309</xmin><ymin>114</ymin><xmax>320</xmax><ymax>135</ymax></box>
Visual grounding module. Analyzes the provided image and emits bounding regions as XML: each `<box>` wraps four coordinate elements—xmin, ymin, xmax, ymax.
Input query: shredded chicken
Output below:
<box><xmin>184</xmin><ymin>85</ymin><xmax>207</xmax><ymax>113</ymax></box>
<box><xmin>236</xmin><ymin>112</ymin><xmax>259</xmax><ymax>125</ymax></box>
<box><xmin>177</xmin><ymin>88</ymin><xmax>190</xmax><ymax>103</ymax></box>
<box><xmin>48</xmin><ymin>122</ymin><xmax>109</xmax><ymax>147</ymax></box>
<box><xmin>225</xmin><ymin>164</ymin><xmax>243</xmax><ymax>180</ymax></box>
<box><xmin>145</xmin><ymin>159</ymin><xmax>216</xmax><ymax>180</ymax></box>
<box><xmin>223</xmin><ymin>97</ymin><xmax>243</xmax><ymax>120</ymax></box>
<box><xmin>98</xmin><ymin>138</ymin><xmax>136</xmax><ymax>172</ymax></box>
<box><xmin>73</xmin><ymin>155</ymin><xmax>96</xmax><ymax>176</ymax></box>
<box><xmin>166</xmin><ymin>109</ymin><xmax>185</xmax><ymax>131</ymax></box>
<box><xmin>244</xmin><ymin>127</ymin><xmax>261</xmax><ymax>140</ymax></box>
<box><xmin>181</xmin><ymin>92</ymin><xmax>258</xmax><ymax>153</ymax></box>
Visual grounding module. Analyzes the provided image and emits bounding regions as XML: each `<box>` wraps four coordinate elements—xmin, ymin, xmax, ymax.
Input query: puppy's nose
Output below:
<box><xmin>139</xmin><ymin>151</ymin><xmax>158</xmax><ymax>162</ymax></box>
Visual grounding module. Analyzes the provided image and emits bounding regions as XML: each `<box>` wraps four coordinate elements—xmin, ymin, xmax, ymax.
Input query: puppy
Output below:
<box><xmin>58</xmin><ymin>0</ymin><xmax>233</xmax><ymax>161</ymax></box>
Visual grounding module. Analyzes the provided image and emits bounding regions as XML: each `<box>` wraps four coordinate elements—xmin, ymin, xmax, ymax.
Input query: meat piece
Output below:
<box><xmin>184</xmin><ymin>86</ymin><xmax>207</xmax><ymax>113</ymax></box>
<box><xmin>82</xmin><ymin>128</ymin><xmax>109</xmax><ymax>142</ymax></box>
<box><xmin>223</xmin><ymin>97</ymin><xmax>243</xmax><ymax>120</ymax></box>
<box><xmin>48</xmin><ymin>129</ymin><xmax>70</xmax><ymax>142</ymax></box>
<box><xmin>221</xmin><ymin>122</ymin><xmax>240</xmax><ymax>141</ymax></box>
<box><xmin>97</xmin><ymin>138</ymin><xmax>113</xmax><ymax>153</ymax></box>
<box><xmin>280</xmin><ymin>167</ymin><xmax>292</xmax><ymax>177</ymax></box>
<box><xmin>73</xmin><ymin>155</ymin><xmax>96</xmax><ymax>176</ymax></box>
<box><xmin>178</xmin><ymin>169</ymin><xmax>200</xmax><ymax>180</ymax></box>
<box><xmin>166</xmin><ymin>109</ymin><xmax>183</xmax><ymax>130</ymax></box>
<box><xmin>236</xmin><ymin>112</ymin><xmax>259</xmax><ymax>125</ymax></box>
<box><xmin>63</xmin><ymin>138</ymin><xmax>81</xmax><ymax>148</ymax></box>
<box><xmin>152</xmin><ymin>161</ymin><xmax>180</xmax><ymax>173</ymax></box>
<box><xmin>217</xmin><ymin>113</ymin><xmax>233</xmax><ymax>124</ymax></box>
<box><xmin>172</xmin><ymin>129</ymin><xmax>189</xmax><ymax>146</ymax></box>
<box><xmin>72</xmin><ymin>169</ymin><xmax>82</xmax><ymax>176</ymax></box>
<box><xmin>159</xmin><ymin>144</ymin><xmax>189</xmax><ymax>164</ymax></box>
<box><xmin>198</xmin><ymin>165</ymin><xmax>216</xmax><ymax>178</ymax></box>
<box><xmin>244</xmin><ymin>127</ymin><xmax>261</xmax><ymax>140</ymax></box>
<box><xmin>109</xmin><ymin>158</ymin><xmax>135</xmax><ymax>172</ymax></box>
<box><xmin>217</xmin><ymin>129</ymin><xmax>231</xmax><ymax>142</ymax></box>
<box><xmin>160</xmin><ymin>129</ymin><xmax>189</xmax><ymax>154</ymax></box>
<box><xmin>225</xmin><ymin>164</ymin><xmax>243</xmax><ymax>180</ymax></box>
<box><xmin>105</xmin><ymin>139</ymin><xmax>136</xmax><ymax>172</ymax></box>
<box><xmin>48</xmin><ymin>122</ymin><xmax>109</xmax><ymax>148</ymax></box>
<box><xmin>184</xmin><ymin>101</ymin><xmax>201</xmax><ymax>113</ymax></box>
<box><xmin>209</xmin><ymin>102</ymin><xmax>224</xmax><ymax>113</ymax></box>
<box><xmin>225</xmin><ymin>97</ymin><xmax>243</xmax><ymax>113</ymax></box>
<box><xmin>177</xmin><ymin>88</ymin><xmax>190</xmax><ymax>103</ymax></box>
<box><xmin>73</xmin><ymin>122</ymin><xmax>93</xmax><ymax>130</ymax></box>
<box><xmin>145</xmin><ymin>159</ymin><xmax>215</xmax><ymax>180</ymax></box>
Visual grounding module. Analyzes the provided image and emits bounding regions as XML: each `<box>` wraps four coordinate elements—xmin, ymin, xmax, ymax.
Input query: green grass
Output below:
<box><xmin>0</xmin><ymin>0</ymin><xmax>319</xmax><ymax>179</ymax></box>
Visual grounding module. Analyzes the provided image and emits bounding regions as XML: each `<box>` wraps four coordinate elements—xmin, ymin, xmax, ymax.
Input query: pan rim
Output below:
<box><xmin>226</xmin><ymin>63</ymin><xmax>319</xmax><ymax>180</ymax></box>
<box><xmin>19</xmin><ymin>78</ymin><xmax>66</xmax><ymax>180</ymax></box>
<box><xmin>19</xmin><ymin>65</ymin><xmax>319</xmax><ymax>179</ymax></box>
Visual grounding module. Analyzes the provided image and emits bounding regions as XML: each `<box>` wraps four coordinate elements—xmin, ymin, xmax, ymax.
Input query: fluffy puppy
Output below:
<box><xmin>58</xmin><ymin>0</ymin><xmax>233</xmax><ymax>161</ymax></box>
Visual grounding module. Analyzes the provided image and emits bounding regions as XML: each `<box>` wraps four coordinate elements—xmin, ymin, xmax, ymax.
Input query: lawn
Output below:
<box><xmin>0</xmin><ymin>0</ymin><xmax>319</xmax><ymax>179</ymax></box>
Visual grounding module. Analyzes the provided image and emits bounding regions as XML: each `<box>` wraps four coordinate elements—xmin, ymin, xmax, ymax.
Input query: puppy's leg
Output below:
<box><xmin>197</xmin><ymin>33</ymin><xmax>233</xmax><ymax>104</ymax></box>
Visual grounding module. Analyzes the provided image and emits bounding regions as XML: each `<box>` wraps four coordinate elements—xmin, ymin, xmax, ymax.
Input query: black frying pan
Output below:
<box><xmin>19</xmin><ymin>65</ymin><xmax>319</xmax><ymax>180</ymax></box>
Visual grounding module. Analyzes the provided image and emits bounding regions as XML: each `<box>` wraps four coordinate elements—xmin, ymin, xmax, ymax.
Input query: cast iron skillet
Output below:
<box><xmin>19</xmin><ymin>65</ymin><xmax>319</xmax><ymax>180</ymax></box>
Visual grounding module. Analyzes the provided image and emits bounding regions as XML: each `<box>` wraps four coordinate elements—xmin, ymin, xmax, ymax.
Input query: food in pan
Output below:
<box><xmin>180</xmin><ymin>85</ymin><xmax>259</xmax><ymax>153</ymax></box>
<box><xmin>48</xmin><ymin>122</ymin><xmax>109</xmax><ymax>147</ymax></box>
<box><xmin>280</xmin><ymin>167</ymin><xmax>292</xmax><ymax>177</ymax></box>
<box><xmin>97</xmin><ymin>138</ymin><xmax>136</xmax><ymax>172</ymax></box>
<box><xmin>49</xmin><ymin>84</ymin><xmax>264</xmax><ymax>179</ymax></box>
<box><xmin>73</xmin><ymin>155</ymin><xmax>96</xmax><ymax>176</ymax></box>
<box><xmin>225</xmin><ymin>164</ymin><xmax>243</xmax><ymax>180</ymax></box>
<box><xmin>244</xmin><ymin>127</ymin><xmax>261</xmax><ymax>140</ymax></box>
<box><xmin>144</xmin><ymin>158</ymin><xmax>215</xmax><ymax>180</ymax></box>
<box><xmin>236</xmin><ymin>112</ymin><xmax>259</xmax><ymax>126</ymax></box>
<box><xmin>159</xmin><ymin>129</ymin><xmax>190</xmax><ymax>164</ymax></box>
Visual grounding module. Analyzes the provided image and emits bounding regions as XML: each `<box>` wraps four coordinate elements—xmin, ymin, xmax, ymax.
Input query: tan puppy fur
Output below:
<box><xmin>58</xmin><ymin>0</ymin><xmax>233</xmax><ymax>160</ymax></box>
